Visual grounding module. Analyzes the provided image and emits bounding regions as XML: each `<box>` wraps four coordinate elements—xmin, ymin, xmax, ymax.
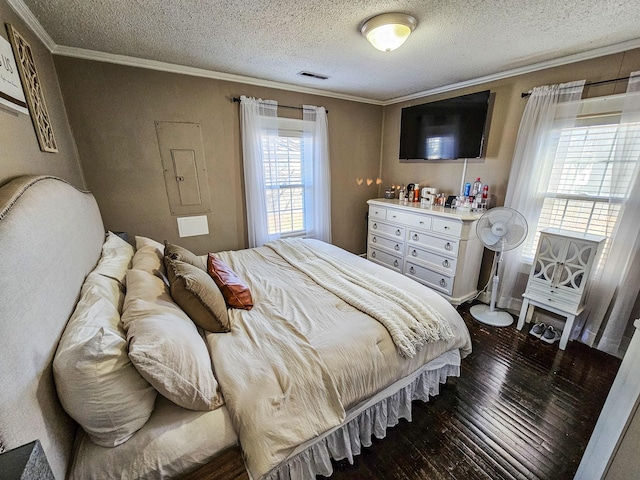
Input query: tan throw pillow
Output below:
<box><xmin>207</xmin><ymin>254</ymin><xmax>254</xmax><ymax>310</ymax></box>
<box><xmin>123</xmin><ymin>269</ymin><xmax>223</xmax><ymax>411</ymax></box>
<box><xmin>164</xmin><ymin>242</ymin><xmax>206</xmax><ymax>271</ymax></box>
<box><xmin>166</xmin><ymin>257</ymin><xmax>230</xmax><ymax>333</ymax></box>
<box><xmin>132</xmin><ymin>236</ymin><xmax>167</xmax><ymax>283</ymax></box>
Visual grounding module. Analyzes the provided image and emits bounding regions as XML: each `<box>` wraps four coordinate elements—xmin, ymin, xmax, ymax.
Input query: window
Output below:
<box><xmin>261</xmin><ymin>126</ymin><xmax>305</xmax><ymax>236</ymax></box>
<box><xmin>523</xmin><ymin>97</ymin><xmax>640</xmax><ymax>265</ymax></box>
<box><xmin>240</xmin><ymin>96</ymin><xmax>331</xmax><ymax>248</ymax></box>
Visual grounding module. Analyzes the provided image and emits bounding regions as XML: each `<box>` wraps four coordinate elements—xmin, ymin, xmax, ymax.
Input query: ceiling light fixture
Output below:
<box><xmin>361</xmin><ymin>12</ymin><xmax>417</xmax><ymax>52</ymax></box>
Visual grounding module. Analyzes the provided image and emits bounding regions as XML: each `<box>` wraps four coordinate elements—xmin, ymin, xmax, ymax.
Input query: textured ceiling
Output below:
<box><xmin>17</xmin><ymin>0</ymin><xmax>640</xmax><ymax>102</ymax></box>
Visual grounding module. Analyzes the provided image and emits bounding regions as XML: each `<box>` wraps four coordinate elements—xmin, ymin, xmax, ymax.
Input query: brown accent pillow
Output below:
<box><xmin>164</xmin><ymin>241</ymin><xmax>206</xmax><ymax>271</ymax></box>
<box><xmin>207</xmin><ymin>254</ymin><xmax>254</xmax><ymax>310</ymax></box>
<box><xmin>166</xmin><ymin>257</ymin><xmax>230</xmax><ymax>332</ymax></box>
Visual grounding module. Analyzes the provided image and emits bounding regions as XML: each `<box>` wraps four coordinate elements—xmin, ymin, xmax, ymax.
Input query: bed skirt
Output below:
<box><xmin>263</xmin><ymin>350</ymin><xmax>461</xmax><ymax>480</ymax></box>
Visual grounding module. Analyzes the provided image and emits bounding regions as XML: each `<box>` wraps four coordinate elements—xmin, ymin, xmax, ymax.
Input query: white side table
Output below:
<box><xmin>517</xmin><ymin>296</ymin><xmax>584</xmax><ymax>350</ymax></box>
<box><xmin>516</xmin><ymin>228</ymin><xmax>605</xmax><ymax>350</ymax></box>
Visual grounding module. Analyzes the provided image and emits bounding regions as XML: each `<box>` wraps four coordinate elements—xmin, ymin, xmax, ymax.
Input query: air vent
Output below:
<box><xmin>297</xmin><ymin>71</ymin><xmax>330</xmax><ymax>80</ymax></box>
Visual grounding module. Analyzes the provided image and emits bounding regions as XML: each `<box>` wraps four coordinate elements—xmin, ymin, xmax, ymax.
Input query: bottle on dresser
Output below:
<box><xmin>470</xmin><ymin>178</ymin><xmax>481</xmax><ymax>209</ymax></box>
<box><xmin>471</xmin><ymin>178</ymin><xmax>482</xmax><ymax>198</ymax></box>
<box><xmin>406</xmin><ymin>184</ymin><xmax>414</xmax><ymax>203</ymax></box>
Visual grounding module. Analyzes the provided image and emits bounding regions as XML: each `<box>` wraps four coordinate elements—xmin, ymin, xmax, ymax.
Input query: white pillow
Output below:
<box><xmin>132</xmin><ymin>235</ymin><xmax>167</xmax><ymax>282</ymax></box>
<box><xmin>122</xmin><ymin>269</ymin><xmax>223</xmax><ymax>411</ymax></box>
<box><xmin>93</xmin><ymin>231</ymin><xmax>134</xmax><ymax>284</ymax></box>
<box><xmin>81</xmin><ymin>271</ymin><xmax>126</xmax><ymax>316</ymax></box>
<box><xmin>53</xmin><ymin>285</ymin><xmax>157</xmax><ymax>447</ymax></box>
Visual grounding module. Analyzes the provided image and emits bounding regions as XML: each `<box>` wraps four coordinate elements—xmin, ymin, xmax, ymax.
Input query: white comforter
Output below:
<box><xmin>205</xmin><ymin>239</ymin><xmax>472</xmax><ymax>479</ymax></box>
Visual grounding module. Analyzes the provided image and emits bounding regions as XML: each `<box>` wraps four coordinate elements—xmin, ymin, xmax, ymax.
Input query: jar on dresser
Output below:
<box><xmin>366</xmin><ymin>199</ymin><xmax>484</xmax><ymax>305</ymax></box>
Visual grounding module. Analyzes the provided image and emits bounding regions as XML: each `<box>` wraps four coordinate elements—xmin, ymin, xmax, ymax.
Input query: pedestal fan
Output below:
<box><xmin>470</xmin><ymin>207</ymin><xmax>528</xmax><ymax>327</ymax></box>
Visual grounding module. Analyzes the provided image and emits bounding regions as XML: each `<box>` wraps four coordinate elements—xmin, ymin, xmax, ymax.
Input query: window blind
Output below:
<box><xmin>523</xmin><ymin>118</ymin><xmax>640</xmax><ymax>264</ymax></box>
<box><xmin>261</xmin><ymin>130</ymin><xmax>305</xmax><ymax>236</ymax></box>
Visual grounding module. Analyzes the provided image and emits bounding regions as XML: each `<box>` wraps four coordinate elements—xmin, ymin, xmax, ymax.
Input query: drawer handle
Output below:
<box><xmin>409</xmin><ymin>266</ymin><xmax>415</xmax><ymax>274</ymax></box>
<box><xmin>412</xmin><ymin>249</ymin><xmax>417</xmax><ymax>257</ymax></box>
<box><xmin>419</xmin><ymin>221</ymin><xmax>425</xmax><ymax>225</ymax></box>
<box><xmin>440</xmin><ymin>279</ymin><xmax>447</xmax><ymax>287</ymax></box>
<box><xmin>373</xmin><ymin>223</ymin><xmax>378</xmax><ymax>229</ymax></box>
<box><xmin>372</xmin><ymin>237</ymin><xmax>377</xmax><ymax>243</ymax></box>
<box><xmin>393</xmin><ymin>259</ymin><xmax>399</xmax><ymax>267</ymax></box>
<box><xmin>444</xmin><ymin>225</ymin><xmax>450</xmax><ymax>230</ymax></box>
<box><xmin>392</xmin><ymin>215</ymin><xmax>397</xmax><ymax>219</ymax></box>
<box><xmin>413</xmin><ymin>234</ymin><xmax>419</xmax><ymax>241</ymax></box>
<box><xmin>395</xmin><ymin>229</ymin><xmax>401</xmax><ymax>236</ymax></box>
<box><xmin>445</xmin><ymin>242</ymin><xmax>452</xmax><ymax>251</ymax></box>
<box><xmin>395</xmin><ymin>244</ymin><xmax>400</xmax><ymax>251</ymax></box>
<box><xmin>371</xmin><ymin>251</ymin><xmax>377</xmax><ymax>258</ymax></box>
<box><xmin>443</xmin><ymin>259</ymin><xmax>450</xmax><ymax>268</ymax></box>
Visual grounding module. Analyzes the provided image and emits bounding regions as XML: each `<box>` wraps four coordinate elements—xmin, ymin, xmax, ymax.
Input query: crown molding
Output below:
<box><xmin>383</xmin><ymin>37</ymin><xmax>640</xmax><ymax>105</ymax></box>
<box><xmin>6</xmin><ymin>0</ymin><xmax>55</xmax><ymax>50</ymax></box>
<box><xmin>52</xmin><ymin>45</ymin><xmax>384</xmax><ymax>105</ymax></box>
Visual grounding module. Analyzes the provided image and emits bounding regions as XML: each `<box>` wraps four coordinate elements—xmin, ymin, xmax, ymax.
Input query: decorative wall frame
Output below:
<box><xmin>0</xmin><ymin>33</ymin><xmax>28</xmax><ymax>114</ymax></box>
<box><xmin>5</xmin><ymin>23</ymin><xmax>57</xmax><ymax>153</ymax></box>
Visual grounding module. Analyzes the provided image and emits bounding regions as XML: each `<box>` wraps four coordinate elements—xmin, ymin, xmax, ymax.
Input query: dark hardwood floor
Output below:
<box><xmin>182</xmin><ymin>304</ymin><xmax>621</xmax><ymax>480</ymax></box>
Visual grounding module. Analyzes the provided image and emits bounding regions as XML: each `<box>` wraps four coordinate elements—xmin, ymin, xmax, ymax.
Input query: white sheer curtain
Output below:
<box><xmin>581</xmin><ymin>72</ymin><xmax>640</xmax><ymax>353</ymax></box>
<box><xmin>240</xmin><ymin>96</ymin><xmax>279</xmax><ymax>248</ymax></box>
<box><xmin>498</xmin><ymin>81</ymin><xmax>585</xmax><ymax>311</ymax></box>
<box><xmin>240</xmin><ymin>98</ymin><xmax>332</xmax><ymax>247</ymax></box>
<box><xmin>302</xmin><ymin>105</ymin><xmax>332</xmax><ymax>243</ymax></box>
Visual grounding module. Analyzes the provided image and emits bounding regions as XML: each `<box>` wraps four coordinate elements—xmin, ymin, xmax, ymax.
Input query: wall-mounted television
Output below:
<box><xmin>399</xmin><ymin>90</ymin><xmax>493</xmax><ymax>160</ymax></box>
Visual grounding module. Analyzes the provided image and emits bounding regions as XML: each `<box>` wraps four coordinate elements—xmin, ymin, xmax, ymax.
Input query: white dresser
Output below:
<box><xmin>366</xmin><ymin>199</ymin><xmax>483</xmax><ymax>305</ymax></box>
<box><xmin>516</xmin><ymin>228</ymin><xmax>605</xmax><ymax>349</ymax></box>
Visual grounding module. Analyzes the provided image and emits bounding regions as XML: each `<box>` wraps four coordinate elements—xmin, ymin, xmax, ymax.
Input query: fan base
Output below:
<box><xmin>469</xmin><ymin>304</ymin><xmax>514</xmax><ymax>327</ymax></box>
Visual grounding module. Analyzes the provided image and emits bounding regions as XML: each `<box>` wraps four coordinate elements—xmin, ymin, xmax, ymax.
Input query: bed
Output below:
<box><xmin>0</xmin><ymin>175</ymin><xmax>472</xmax><ymax>479</ymax></box>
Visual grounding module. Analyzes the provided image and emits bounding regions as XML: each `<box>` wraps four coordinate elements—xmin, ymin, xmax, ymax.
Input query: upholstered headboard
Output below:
<box><xmin>0</xmin><ymin>176</ymin><xmax>105</xmax><ymax>478</ymax></box>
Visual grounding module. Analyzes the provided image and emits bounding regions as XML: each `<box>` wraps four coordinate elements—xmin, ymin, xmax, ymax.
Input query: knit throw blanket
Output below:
<box><xmin>266</xmin><ymin>239</ymin><xmax>454</xmax><ymax>357</ymax></box>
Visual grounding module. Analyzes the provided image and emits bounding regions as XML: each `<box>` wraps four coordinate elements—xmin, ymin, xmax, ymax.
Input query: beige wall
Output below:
<box><xmin>53</xmin><ymin>57</ymin><xmax>382</xmax><ymax>255</ymax></box>
<box><xmin>0</xmin><ymin>2</ymin><xmax>83</xmax><ymax>187</ymax></box>
<box><xmin>381</xmin><ymin>48</ymin><xmax>640</xmax><ymax>289</ymax></box>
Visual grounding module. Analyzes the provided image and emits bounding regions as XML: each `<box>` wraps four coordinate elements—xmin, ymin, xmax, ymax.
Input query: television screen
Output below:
<box><xmin>399</xmin><ymin>90</ymin><xmax>492</xmax><ymax>160</ymax></box>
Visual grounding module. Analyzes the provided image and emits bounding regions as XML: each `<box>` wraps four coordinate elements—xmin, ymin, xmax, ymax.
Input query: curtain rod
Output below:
<box><xmin>232</xmin><ymin>97</ymin><xmax>328</xmax><ymax>113</ymax></box>
<box><xmin>521</xmin><ymin>76</ymin><xmax>631</xmax><ymax>98</ymax></box>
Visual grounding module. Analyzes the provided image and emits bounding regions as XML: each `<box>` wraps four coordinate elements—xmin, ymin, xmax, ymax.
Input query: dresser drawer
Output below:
<box><xmin>405</xmin><ymin>261</ymin><xmax>454</xmax><ymax>295</ymax></box>
<box><xmin>406</xmin><ymin>245</ymin><xmax>456</xmax><ymax>275</ymax></box>
<box><xmin>432</xmin><ymin>217</ymin><xmax>462</xmax><ymax>237</ymax></box>
<box><xmin>368</xmin><ymin>248</ymin><xmax>402</xmax><ymax>272</ymax></box>
<box><xmin>408</xmin><ymin>230</ymin><xmax>459</xmax><ymax>257</ymax></box>
<box><xmin>369</xmin><ymin>220</ymin><xmax>404</xmax><ymax>239</ymax></box>
<box><xmin>387</xmin><ymin>210</ymin><xmax>432</xmax><ymax>230</ymax></box>
<box><xmin>525</xmin><ymin>282</ymin><xmax>582</xmax><ymax>312</ymax></box>
<box><xmin>368</xmin><ymin>234</ymin><xmax>403</xmax><ymax>254</ymax></box>
<box><xmin>369</xmin><ymin>206</ymin><xmax>387</xmax><ymax>220</ymax></box>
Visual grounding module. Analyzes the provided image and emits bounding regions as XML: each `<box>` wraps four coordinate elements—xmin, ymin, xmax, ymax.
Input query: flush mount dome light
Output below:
<box><xmin>361</xmin><ymin>12</ymin><xmax>417</xmax><ymax>52</ymax></box>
